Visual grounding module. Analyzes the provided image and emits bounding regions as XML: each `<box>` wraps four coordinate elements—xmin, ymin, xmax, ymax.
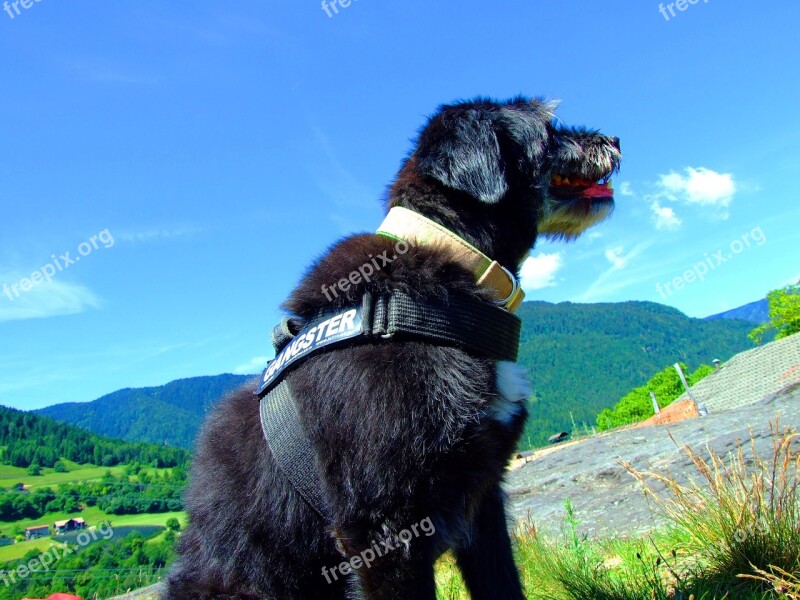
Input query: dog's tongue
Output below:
<box><xmin>581</xmin><ymin>181</ymin><xmax>614</xmax><ymax>199</ymax></box>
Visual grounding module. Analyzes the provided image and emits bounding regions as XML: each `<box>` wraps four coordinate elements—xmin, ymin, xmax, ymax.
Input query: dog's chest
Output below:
<box><xmin>489</xmin><ymin>361</ymin><xmax>531</xmax><ymax>427</ymax></box>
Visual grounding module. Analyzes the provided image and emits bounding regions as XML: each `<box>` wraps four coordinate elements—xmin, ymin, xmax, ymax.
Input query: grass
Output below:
<box><xmin>104</xmin><ymin>511</ymin><xmax>186</xmax><ymax>528</ymax></box>
<box><xmin>434</xmin><ymin>420</ymin><xmax>800</xmax><ymax>599</ymax></box>
<box><xmin>0</xmin><ymin>537</ymin><xmax>53</xmax><ymax>563</ymax></box>
<box><xmin>0</xmin><ymin>461</ymin><xmax>175</xmax><ymax>491</ymax></box>
<box><xmin>0</xmin><ymin>461</ymin><xmax>125</xmax><ymax>490</ymax></box>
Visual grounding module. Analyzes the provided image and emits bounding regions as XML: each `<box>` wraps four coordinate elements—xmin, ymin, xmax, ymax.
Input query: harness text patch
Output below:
<box><xmin>258</xmin><ymin>306</ymin><xmax>363</xmax><ymax>395</ymax></box>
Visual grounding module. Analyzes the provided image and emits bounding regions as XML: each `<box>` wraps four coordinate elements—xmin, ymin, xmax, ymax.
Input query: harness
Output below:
<box><xmin>257</xmin><ymin>208</ymin><xmax>525</xmax><ymax>520</ymax></box>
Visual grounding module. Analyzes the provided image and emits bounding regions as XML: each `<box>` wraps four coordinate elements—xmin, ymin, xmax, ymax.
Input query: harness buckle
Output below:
<box><xmin>492</xmin><ymin>265</ymin><xmax>520</xmax><ymax>309</ymax></box>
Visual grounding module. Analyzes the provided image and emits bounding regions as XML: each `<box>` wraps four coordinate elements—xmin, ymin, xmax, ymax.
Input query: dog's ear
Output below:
<box><xmin>415</xmin><ymin>107</ymin><xmax>508</xmax><ymax>204</ymax></box>
<box><xmin>415</xmin><ymin>99</ymin><xmax>555</xmax><ymax>203</ymax></box>
<box><xmin>495</xmin><ymin>98</ymin><xmax>555</xmax><ymax>174</ymax></box>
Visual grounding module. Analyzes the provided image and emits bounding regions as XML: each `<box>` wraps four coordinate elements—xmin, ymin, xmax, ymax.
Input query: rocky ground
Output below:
<box><xmin>110</xmin><ymin>584</ymin><xmax>163</xmax><ymax>599</ymax></box>
<box><xmin>505</xmin><ymin>382</ymin><xmax>800</xmax><ymax>540</ymax></box>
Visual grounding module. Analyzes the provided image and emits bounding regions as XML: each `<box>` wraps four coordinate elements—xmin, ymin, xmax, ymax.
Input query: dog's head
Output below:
<box><xmin>391</xmin><ymin>97</ymin><xmax>621</xmax><ymax>269</ymax></box>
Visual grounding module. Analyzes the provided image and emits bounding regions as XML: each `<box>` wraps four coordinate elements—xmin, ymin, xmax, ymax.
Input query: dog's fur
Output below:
<box><xmin>165</xmin><ymin>97</ymin><xmax>620</xmax><ymax>599</ymax></box>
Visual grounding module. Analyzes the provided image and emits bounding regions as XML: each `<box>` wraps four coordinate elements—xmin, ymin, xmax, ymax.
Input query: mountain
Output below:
<box><xmin>515</xmin><ymin>301</ymin><xmax>754</xmax><ymax>448</ymax></box>
<box><xmin>37</xmin><ymin>374</ymin><xmax>251</xmax><ymax>449</ymax></box>
<box><xmin>0</xmin><ymin>403</ymin><xmax>189</xmax><ymax>469</ymax></box>
<box><xmin>706</xmin><ymin>299</ymin><xmax>769</xmax><ymax>323</ymax></box>
<box><xmin>36</xmin><ymin>302</ymin><xmax>756</xmax><ymax>451</ymax></box>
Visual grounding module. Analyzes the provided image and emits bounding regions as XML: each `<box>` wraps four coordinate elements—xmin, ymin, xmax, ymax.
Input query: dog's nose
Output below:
<box><xmin>611</xmin><ymin>137</ymin><xmax>621</xmax><ymax>151</ymax></box>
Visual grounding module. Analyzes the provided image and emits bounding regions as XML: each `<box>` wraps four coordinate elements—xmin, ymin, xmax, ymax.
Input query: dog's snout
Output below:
<box><xmin>610</xmin><ymin>136</ymin><xmax>621</xmax><ymax>151</ymax></box>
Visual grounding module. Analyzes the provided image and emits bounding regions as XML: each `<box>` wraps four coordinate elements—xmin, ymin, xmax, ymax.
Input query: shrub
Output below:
<box><xmin>750</xmin><ymin>284</ymin><xmax>800</xmax><ymax>344</ymax></box>
<box><xmin>597</xmin><ymin>363</ymin><xmax>713</xmax><ymax>431</ymax></box>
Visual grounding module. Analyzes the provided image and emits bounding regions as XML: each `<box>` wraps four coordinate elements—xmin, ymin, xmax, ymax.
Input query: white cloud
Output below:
<box><xmin>520</xmin><ymin>252</ymin><xmax>563</xmax><ymax>291</ymax></box>
<box><xmin>117</xmin><ymin>227</ymin><xmax>200</xmax><ymax>243</ymax></box>
<box><xmin>59</xmin><ymin>57</ymin><xmax>160</xmax><ymax>85</ymax></box>
<box><xmin>604</xmin><ymin>247</ymin><xmax>629</xmax><ymax>270</ymax></box>
<box><xmin>650</xmin><ymin>201</ymin><xmax>682</xmax><ymax>230</ymax></box>
<box><xmin>576</xmin><ymin>240</ymin><xmax>656</xmax><ymax>301</ymax></box>
<box><xmin>0</xmin><ymin>279</ymin><xmax>101</xmax><ymax>322</ymax></box>
<box><xmin>658</xmin><ymin>167</ymin><xmax>736</xmax><ymax>212</ymax></box>
<box><xmin>233</xmin><ymin>356</ymin><xmax>271</xmax><ymax>375</ymax></box>
<box><xmin>784</xmin><ymin>274</ymin><xmax>800</xmax><ymax>286</ymax></box>
<box><xmin>619</xmin><ymin>181</ymin><xmax>634</xmax><ymax>196</ymax></box>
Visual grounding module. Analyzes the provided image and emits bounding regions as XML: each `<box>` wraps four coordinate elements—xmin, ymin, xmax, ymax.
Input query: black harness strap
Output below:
<box><xmin>259</xmin><ymin>381</ymin><xmax>333</xmax><ymax>519</ymax></box>
<box><xmin>258</xmin><ymin>291</ymin><xmax>522</xmax><ymax>521</ymax></box>
<box><xmin>366</xmin><ymin>291</ymin><xmax>521</xmax><ymax>362</ymax></box>
<box><xmin>259</xmin><ymin>291</ymin><xmax>520</xmax><ymax>397</ymax></box>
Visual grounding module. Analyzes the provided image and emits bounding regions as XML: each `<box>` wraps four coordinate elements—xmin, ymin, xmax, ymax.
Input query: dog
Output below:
<box><xmin>165</xmin><ymin>96</ymin><xmax>620</xmax><ymax>599</ymax></box>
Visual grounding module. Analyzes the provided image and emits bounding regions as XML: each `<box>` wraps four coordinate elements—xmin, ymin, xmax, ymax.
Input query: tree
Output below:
<box><xmin>27</xmin><ymin>463</ymin><xmax>42</xmax><ymax>476</ymax></box>
<box><xmin>597</xmin><ymin>363</ymin><xmax>714</xmax><ymax>431</ymax></box>
<box><xmin>63</xmin><ymin>497</ymin><xmax>81</xmax><ymax>514</ymax></box>
<box><xmin>53</xmin><ymin>460</ymin><xmax>68</xmax><ymax>473</ymax></box>
<box><xmin>165</xmin><ymin>517</ymin><xmax>181</xmax><ymax>531</ymax></box>
<box><xmin>750</xmin><ymin>284</ymin><xmax>800</xmax><ymax>344</ymax></box>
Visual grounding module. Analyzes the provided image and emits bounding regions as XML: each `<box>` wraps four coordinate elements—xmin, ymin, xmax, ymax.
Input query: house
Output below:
<box><xmin>673</xmin><ymin>332</ymin><xmax>800</xmax><ymax>413</ymax></box>
<box><xmin>53</xmin><ymin>518</ymin><xmax>86</xmax><ymax>535</ymax></box>
<box><xmin>548</xmin><ymin>432</ymin><xmax>570</xmax><ymax>444</ymax></box>
<box><xmin>24</xmin><ymin>525</ymin><xmax>50</xmax><ymax>540</ymax></box>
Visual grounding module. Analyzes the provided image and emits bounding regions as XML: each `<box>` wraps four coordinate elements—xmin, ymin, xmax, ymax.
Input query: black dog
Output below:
<box><xmin>165</xmin><ymin>97</ymin><xmax>620</xmax><ymax>599</ymax></box>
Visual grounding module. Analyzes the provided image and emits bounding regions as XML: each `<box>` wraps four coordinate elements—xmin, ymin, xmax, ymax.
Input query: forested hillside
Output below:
<box><xmin>516</xmin><ymin>301</ymin><xmax>754</xmax><ymax>448</ymax></box>
<box><xmin>37</xmin><ymin>374</ymin><xmax>250</xmax><ymax>449</ymax></box>
<box><xmin>0</xmin><ymin>405</ymin><xmax>189</xmax><ymax>469</ymax></box>
<box><xmin>706</xmin><ymin>298</ymin><xmax>769</xmax><ymax>323</ymax></box>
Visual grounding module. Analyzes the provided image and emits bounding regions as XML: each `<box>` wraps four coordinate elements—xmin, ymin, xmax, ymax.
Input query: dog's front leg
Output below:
<box><xmin>333</xmin><ymin>527</ymin><xmax>437</xmax><ymax>600</ymax></box>
<box><xmin>454</xmin><ymin>485</ymin><xmax>525</xmax><ymax>600</ymax></box>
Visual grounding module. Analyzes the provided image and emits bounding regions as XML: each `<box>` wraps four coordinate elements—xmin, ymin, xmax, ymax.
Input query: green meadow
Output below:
<box><xmin>0</xmin><ymin>461</ymin><xmax>126</xmax><ymax>490</ymax></box>
<box><xmin>0</xmin><ymin>460</ymin><xmax>187</xmax><ymax>562</ymax></box>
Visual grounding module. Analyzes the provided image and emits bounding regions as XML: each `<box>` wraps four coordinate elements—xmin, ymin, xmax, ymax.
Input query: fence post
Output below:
<box><xmin>650</xmin><ymin>391</ymin><xmax>661</xmax><ymax>415</ymax></box>
<box><xmin>674</xmin><ymin>362</ymin><xmax>698</xmax><ymax>408</ymax></box>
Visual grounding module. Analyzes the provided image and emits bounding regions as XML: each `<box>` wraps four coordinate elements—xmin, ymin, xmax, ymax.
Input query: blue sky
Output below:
<box><xmin>1</xmin><ymin>1</ymin><xmax>798</xmax><ymax>410</ymax></box>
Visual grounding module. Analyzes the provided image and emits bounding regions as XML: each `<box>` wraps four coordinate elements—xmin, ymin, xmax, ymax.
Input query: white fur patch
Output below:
<box><xmin>491</xmin><ymin>361</ymin><xmax>531</xmax><ymax>427</ymax></box>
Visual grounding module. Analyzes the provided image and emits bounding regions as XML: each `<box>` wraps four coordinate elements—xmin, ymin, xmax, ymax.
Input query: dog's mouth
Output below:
<box><xmin>539</xmin><ymin>172</ymin><xmax>616</xmax><ymax>239</ymax></box>
<box><xmin>548</xmin><ymin>173</ymin><xmax>614</xmax><ymax>202</ymax></box>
